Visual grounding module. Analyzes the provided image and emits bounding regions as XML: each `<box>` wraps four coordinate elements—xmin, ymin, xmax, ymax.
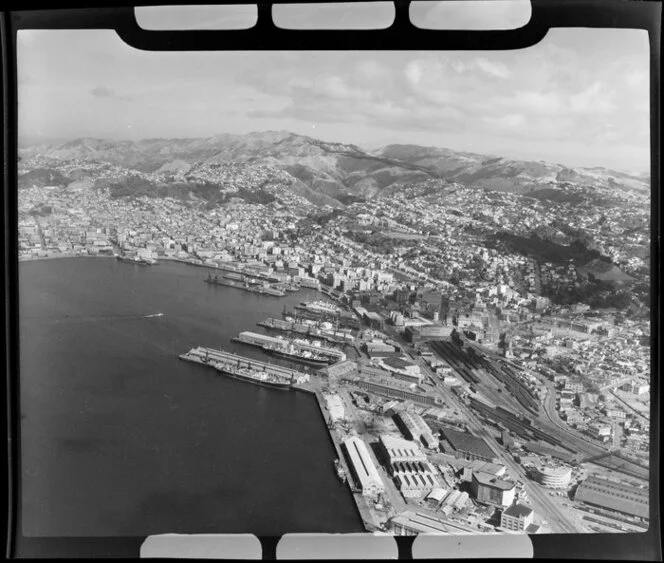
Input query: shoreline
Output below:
<box><xmin>293</xmin><ymin>382</ymin><xmax>375</xmax><ymax>532</ymax></box>
<box><xmin>22</xmin><ymin>253</ymin><xmax>371</xmax><ymax>529</ymax></box>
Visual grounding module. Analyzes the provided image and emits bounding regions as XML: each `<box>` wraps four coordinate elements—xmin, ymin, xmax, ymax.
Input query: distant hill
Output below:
<box><xmin>19</xmin><ymin>132</ymin><xmax>650</xmax><ymax>205</ymax></box>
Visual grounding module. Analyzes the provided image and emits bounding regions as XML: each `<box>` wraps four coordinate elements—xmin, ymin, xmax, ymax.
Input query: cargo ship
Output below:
<box><xmin>180</xmin><ymin>347</ymin><xmax>293</xmax><ymax>389</ymax></box>
<box><xmin>223</xmin><ymin>364</ymin><xmax>292</xmax><ymax>389</ymax></box>
<box><xmin>205</xmin><ymin>272</ymin><xmax>286</xmax><ymax>297</ymax></box>
<box><xmin>115</xmin><ymin>254</ymin><xmax>155</xmax><ymax>266</ymax></box>
<box><xmin>233</xmin><ymin>331</ymin><xmax>340</xmax><ymax>366</ymax></box>
<box><xmin>258</xmin><ymin>317</ymin><xmax>353</xmax><ymax>346</ymax></box>
<box><xmin>296</xmin><ymin>300</ymin><xmax>341</xmax><ymax>316</ymax></box>
<box><xmin>334</xmin><ymin>459</ymin><xmax>347</xmax><ymax>482</ymax></box>
<box><xmin>266</xmin><ymin>342</ymin><xmax>331</xmax><ymax>366</ymax></box>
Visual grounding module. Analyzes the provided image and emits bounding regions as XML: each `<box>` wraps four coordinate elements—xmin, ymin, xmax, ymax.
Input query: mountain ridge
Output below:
<box><xmin>19</xmin><ymin>131</ymin><xmax>650</xmax><ymax>205</ymax></box>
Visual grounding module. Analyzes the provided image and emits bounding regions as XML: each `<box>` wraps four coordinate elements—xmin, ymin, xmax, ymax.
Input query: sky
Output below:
<box><xmin>17</xmin><ymin>3</ymin><xmax>650</xmax><ymax>172</ymax></box>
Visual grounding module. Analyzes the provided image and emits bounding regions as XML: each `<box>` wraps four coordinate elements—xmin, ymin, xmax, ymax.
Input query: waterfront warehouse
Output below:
<box><xmin>574</xmin><ymin>476</ymin><xmax>649</xmax><ymax>520</ymax></box>
<box><xmin>341</xmin><ymin>436</ymin><xmax>385</xmax><ymax>498</ymax></box>
<box><xmin>390</xmin><ymin>511</ymin><xmax>475</xmax><ymax>535</ymax></box>
<box><xmin>378</xmin><ymin>434</ymin><xmax>439</xmax><ymax>498</ymax></box>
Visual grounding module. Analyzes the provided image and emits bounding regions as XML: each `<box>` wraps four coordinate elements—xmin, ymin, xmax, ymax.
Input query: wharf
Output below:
<box><xmin>307</xmin><ymin>384</ymin><xmax>384</xmax><ymax>532</ymax></box>
<box><xmin>180</xmin><ymin>346</ymin><xmax>309</xmax><ymax>383</ymax></box>
<box><xmin>205</xmin><ymin>275</ymin><xmax>286</xmax><ymax>297</ymax></box>
<box><xmin>235</xmin><ymin>331</ymin><xmax>347</xmax><ymax>363</ymax></box>
<box><xmin>258</xmin><ymin>317</ymin><xmax>354</xmax><ymax>346</ymax></box>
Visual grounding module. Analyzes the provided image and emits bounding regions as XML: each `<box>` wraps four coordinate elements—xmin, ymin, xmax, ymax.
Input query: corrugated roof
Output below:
<box><xmin>342</xmin><ymin>436</ymin><xmax>383</xmax><ymax>491</ymax></box>
<box><xmin>443</xmin><ymin>427</ymin><xmax>496</xmax><ymax>460</ymax></box>
<box><xmin>575</xmin><ymin>476</ymin><xmax>649</xmax><ymax>519</ymax></box>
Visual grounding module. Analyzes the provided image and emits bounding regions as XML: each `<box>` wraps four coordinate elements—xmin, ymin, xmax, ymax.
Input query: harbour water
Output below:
<box><xmin>19</xmin><ymin>257</ymin><xmax>364</xmax><ymax>537</ymax></box>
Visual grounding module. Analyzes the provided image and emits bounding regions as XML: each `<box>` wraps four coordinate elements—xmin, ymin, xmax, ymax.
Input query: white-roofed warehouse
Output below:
<box><xmin>342</xmin><ymin>436</ymin><xmax>385</xmax><ymax>498</ymax></box>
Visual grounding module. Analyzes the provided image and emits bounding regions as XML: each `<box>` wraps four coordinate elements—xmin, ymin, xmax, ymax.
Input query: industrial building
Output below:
<box><xmin>532</xmin><ymin>466</ymin><xmax>572</xmax><ymax>489</ymax></box>
<box><xmin>449</xmin><ymin>459</ymin><xmax>507</xmax><ymax>483</ymax></box>
<box><xmin>404</xmin><ymin>325</ymin><xmax>454</xmax><ymax>344</ymax></box>
<box><xmin>500</xmin><ymin>504</ymin><xmax>537</xmax><ymax>533</ymax></box>
<box><xmin>393</xmin><ymin>410</ymin><xmax>439</xmax><ymax>450</ymax></box>
<box><xmin>392</xmin><ymin>463</ymin><xmax>440</xmax><ymax>498</ymax></box>
<box><xmin>378</xmin><ymin>434</ymin><xmax>428</xmax><ymax>463</ymax></box>
<box><xmin>342</xmin><ymin>436</ymin><xmax>385</xmax><ymax>498</ymax></box>
<box><xmin>440</xmin><ymin>427</ymin><xmax>499</xmax><ymax>463</ymax></box>
<box><xmin>471</xmin><ymin>471</ymin><xmax>516</xmax><ymax>507</ymax></box>
<box><xmin>378</xmin><ymin>356</ymin><xmax>423</xmax><ymax>383</ymax></box>
<box><xmin>353</xmin><ymin>373</ymin><xmax>441</xmax><ymax>406</ymax></box>
<box><xmin>365</xmin><ymin>340</ymin><xmax>398</xmax><ymax>357</ymax></box>
<box><xmin>574</xmin><ymin>476</ymin><xmax>649</xmax><ymax>520</ymax></box>
<box><xmin>324</xmin><ymin>359</ymin><xmax>358</xmax><ymax>379</ymax></box>
<box><xmin>438</xmin><ymin>490</ymin><xmax>470</xmax><ymax>515</ymax></box>
<box><xmin>378</xmin><ymin>435</ymin><xmax>438</xmax><ymax>498</ymax></box>
<box><xmin>390</xmin><ymin>511</ymin><xmax>457</xmax><ymax>535</ymax></box>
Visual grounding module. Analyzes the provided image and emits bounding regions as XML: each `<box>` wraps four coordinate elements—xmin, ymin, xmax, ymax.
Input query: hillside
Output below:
<box><xmin>19</xmin><ymin>132</ymin><xmax>649</xmax><ymax>205</ymax></box>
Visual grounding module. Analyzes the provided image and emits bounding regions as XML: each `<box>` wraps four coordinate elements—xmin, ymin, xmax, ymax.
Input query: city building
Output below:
<box><xmin>393</xmin><ymin>410</ymin><xmax>439</xmax><ymax>450</ymax></box>
<box><xmin>574</xmin><ymin>476</ymin><xmax>649</xmax><ymax>520</ymax></box>
<box><xmin>325</xmin><ymin>360</ymin><xmax>358</xmax><ymax>379</ymax></box>
<box><xmin>440</xmin><ymin>427</ymin><xmax>499</xmax><ymax>463</ymax></box>
<box><xmin>470</xmin><ymin>471</ymin><xmax>516</xmax><ymax>507</ymax></box>
<box><xmin>404</xmin><ymin>325</ymin><xmax>454</xmax><ymax>344</ymax></box>
<box><xmin>500</xmin><ymin>503</ymin><xmax>536</xmax><ymax>533</ymax></box>
<box><xmin>342</xmin><ymin>436</ymin><xmax>385</xmax><ymax>498</ymax></box>
<box><xmin>390</xmin><ymin>511</ymin><xmax>470</xmax><ymax>535</ymax></box>
<box><xmin>354</xmin><ymin>375</ymin><xmax>440</xmax><ymax>406</ymax></box>
<box><xmin>532</xmin><ymin>466</ymin><xmax>572</xmax><ymax>489</ymax></box>
<box><xmin>377</xmin><ymin>356</ymin><xmax>423</xmax><ymax>384</ymax></box>
<box><xmin>378</xmin><ymin>434</ymin><xmax>438</xmax><ymax>497</ymax></box>
<box><xmin>378</xmin><ymin>434</ymin><xmax>428</xmax><ymax>464</ymax></box>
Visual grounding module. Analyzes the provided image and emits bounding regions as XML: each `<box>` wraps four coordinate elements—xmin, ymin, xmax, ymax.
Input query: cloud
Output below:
<box><xmin>569</xmin><ymin>82</ymin><xmax>616</xmax><ymax>114</ymax></box>
<box><xmin>90</xmin><ymin>86</ymin><xmax>131</xmax><ymax>100</ymax></box>
<box><xmin>474</xmin><ymin>57</ymin><xmax>511</xmax><ymax>79</ymax></box>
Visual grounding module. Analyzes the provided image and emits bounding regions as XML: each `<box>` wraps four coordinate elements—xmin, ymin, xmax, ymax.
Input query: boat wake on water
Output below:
<box><xmin>25</xmin><ymin>312</ymin><xmax>165</xmax><ymax>324</ymax></box>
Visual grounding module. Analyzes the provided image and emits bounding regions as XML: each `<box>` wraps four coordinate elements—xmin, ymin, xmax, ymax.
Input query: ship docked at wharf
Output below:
<box><xmin>286</xmin><ymin>300</ymin><xmax>361</xmax><ymax>330</ymax></box>
<box><xmin>204</xmin><ymin>271</ymin><xmax>286</xmax><ymax>297</ymax></box>
<box><xmin>179</xmin><ymin>346</ymin><xmax>311</xmax><ymax>389</ymax></box>
<box><xmin>115</xmin><ymin>253</ymin><xmax>157</xmax><ymax>266</ymax></box>
<box><xmin>258</xmin><ymin>316</ymin><xmax>355</xmax><ymax>346</ymax></box>
<box><xmin>232</xmin><ymin>330</ymin><xmax>347</xmax><ymax>367</ymax></box>
<box><xmin>295</xmin><ymin>299</ymin><xmax>341</xmax><ymax>316</ymax></box>
<box><xmin>334</xmin><ymin>459</ymin><xmax>347</xmax><ymax>483</ymax></box>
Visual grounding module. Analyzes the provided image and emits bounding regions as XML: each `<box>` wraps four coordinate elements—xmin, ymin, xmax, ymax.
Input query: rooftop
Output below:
<box><xmin>442</xmin><ymin>427</ymin><xmax>497</xmax><ymax>460</ymax></box>
<box><xmin>473</xmin><ymin>471</ymin><xmax>516</xmax><ymax>491</ymax></box>
<box><xmin>575</xmin><ymin>476</ymin><xmax>649</xmax><ymax>519</ymax></box>
<box><xmin>503</xmin><ymin>503</ymin><xmax>534</xmax><ymax>519</ymax></box>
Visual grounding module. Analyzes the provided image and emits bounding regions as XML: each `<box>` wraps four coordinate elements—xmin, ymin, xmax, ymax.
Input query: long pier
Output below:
<box><xmin>180</xmin><ymin>346</ymin><xmax>310</xmax><ymax>383</ymax></box>
<box><xmin>258</xmin><ymin>317</ymin><xmax>354</xmax><ymax>346</ymax></box>
<box><xmin>234</xmin><ymin>331</ymin><xmax>347</xmax><ymax>363</ymax></box>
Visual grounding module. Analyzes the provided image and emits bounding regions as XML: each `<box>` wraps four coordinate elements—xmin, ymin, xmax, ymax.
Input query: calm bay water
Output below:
<box><xmin>19</xmin><ymin>258</ymin><xmax>363</xmax><ymax>537</ymax></box>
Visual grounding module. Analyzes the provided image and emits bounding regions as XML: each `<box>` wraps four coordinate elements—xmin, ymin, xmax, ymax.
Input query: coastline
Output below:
<box><xmin>293</xmin><ymin>382</ymin><xmax>375</xmax><ymax>532</ymax></box>
<box><xmin>19</xmin><ymin>253</ymin><xmax>117</xmax><ymax>263</ymax></box>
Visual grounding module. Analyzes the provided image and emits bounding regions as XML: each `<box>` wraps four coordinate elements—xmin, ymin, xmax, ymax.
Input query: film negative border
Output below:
<box><xmin>2</xmin><ymin>0</ymin><xmax>661</xmax><ymax>560</ymax></box>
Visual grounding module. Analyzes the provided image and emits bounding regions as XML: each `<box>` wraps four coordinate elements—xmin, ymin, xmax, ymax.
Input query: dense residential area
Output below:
<box><xmin>17</xmin><ymin>134</ymin><xmax>651</xmax><ymax>535</ymax></box>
